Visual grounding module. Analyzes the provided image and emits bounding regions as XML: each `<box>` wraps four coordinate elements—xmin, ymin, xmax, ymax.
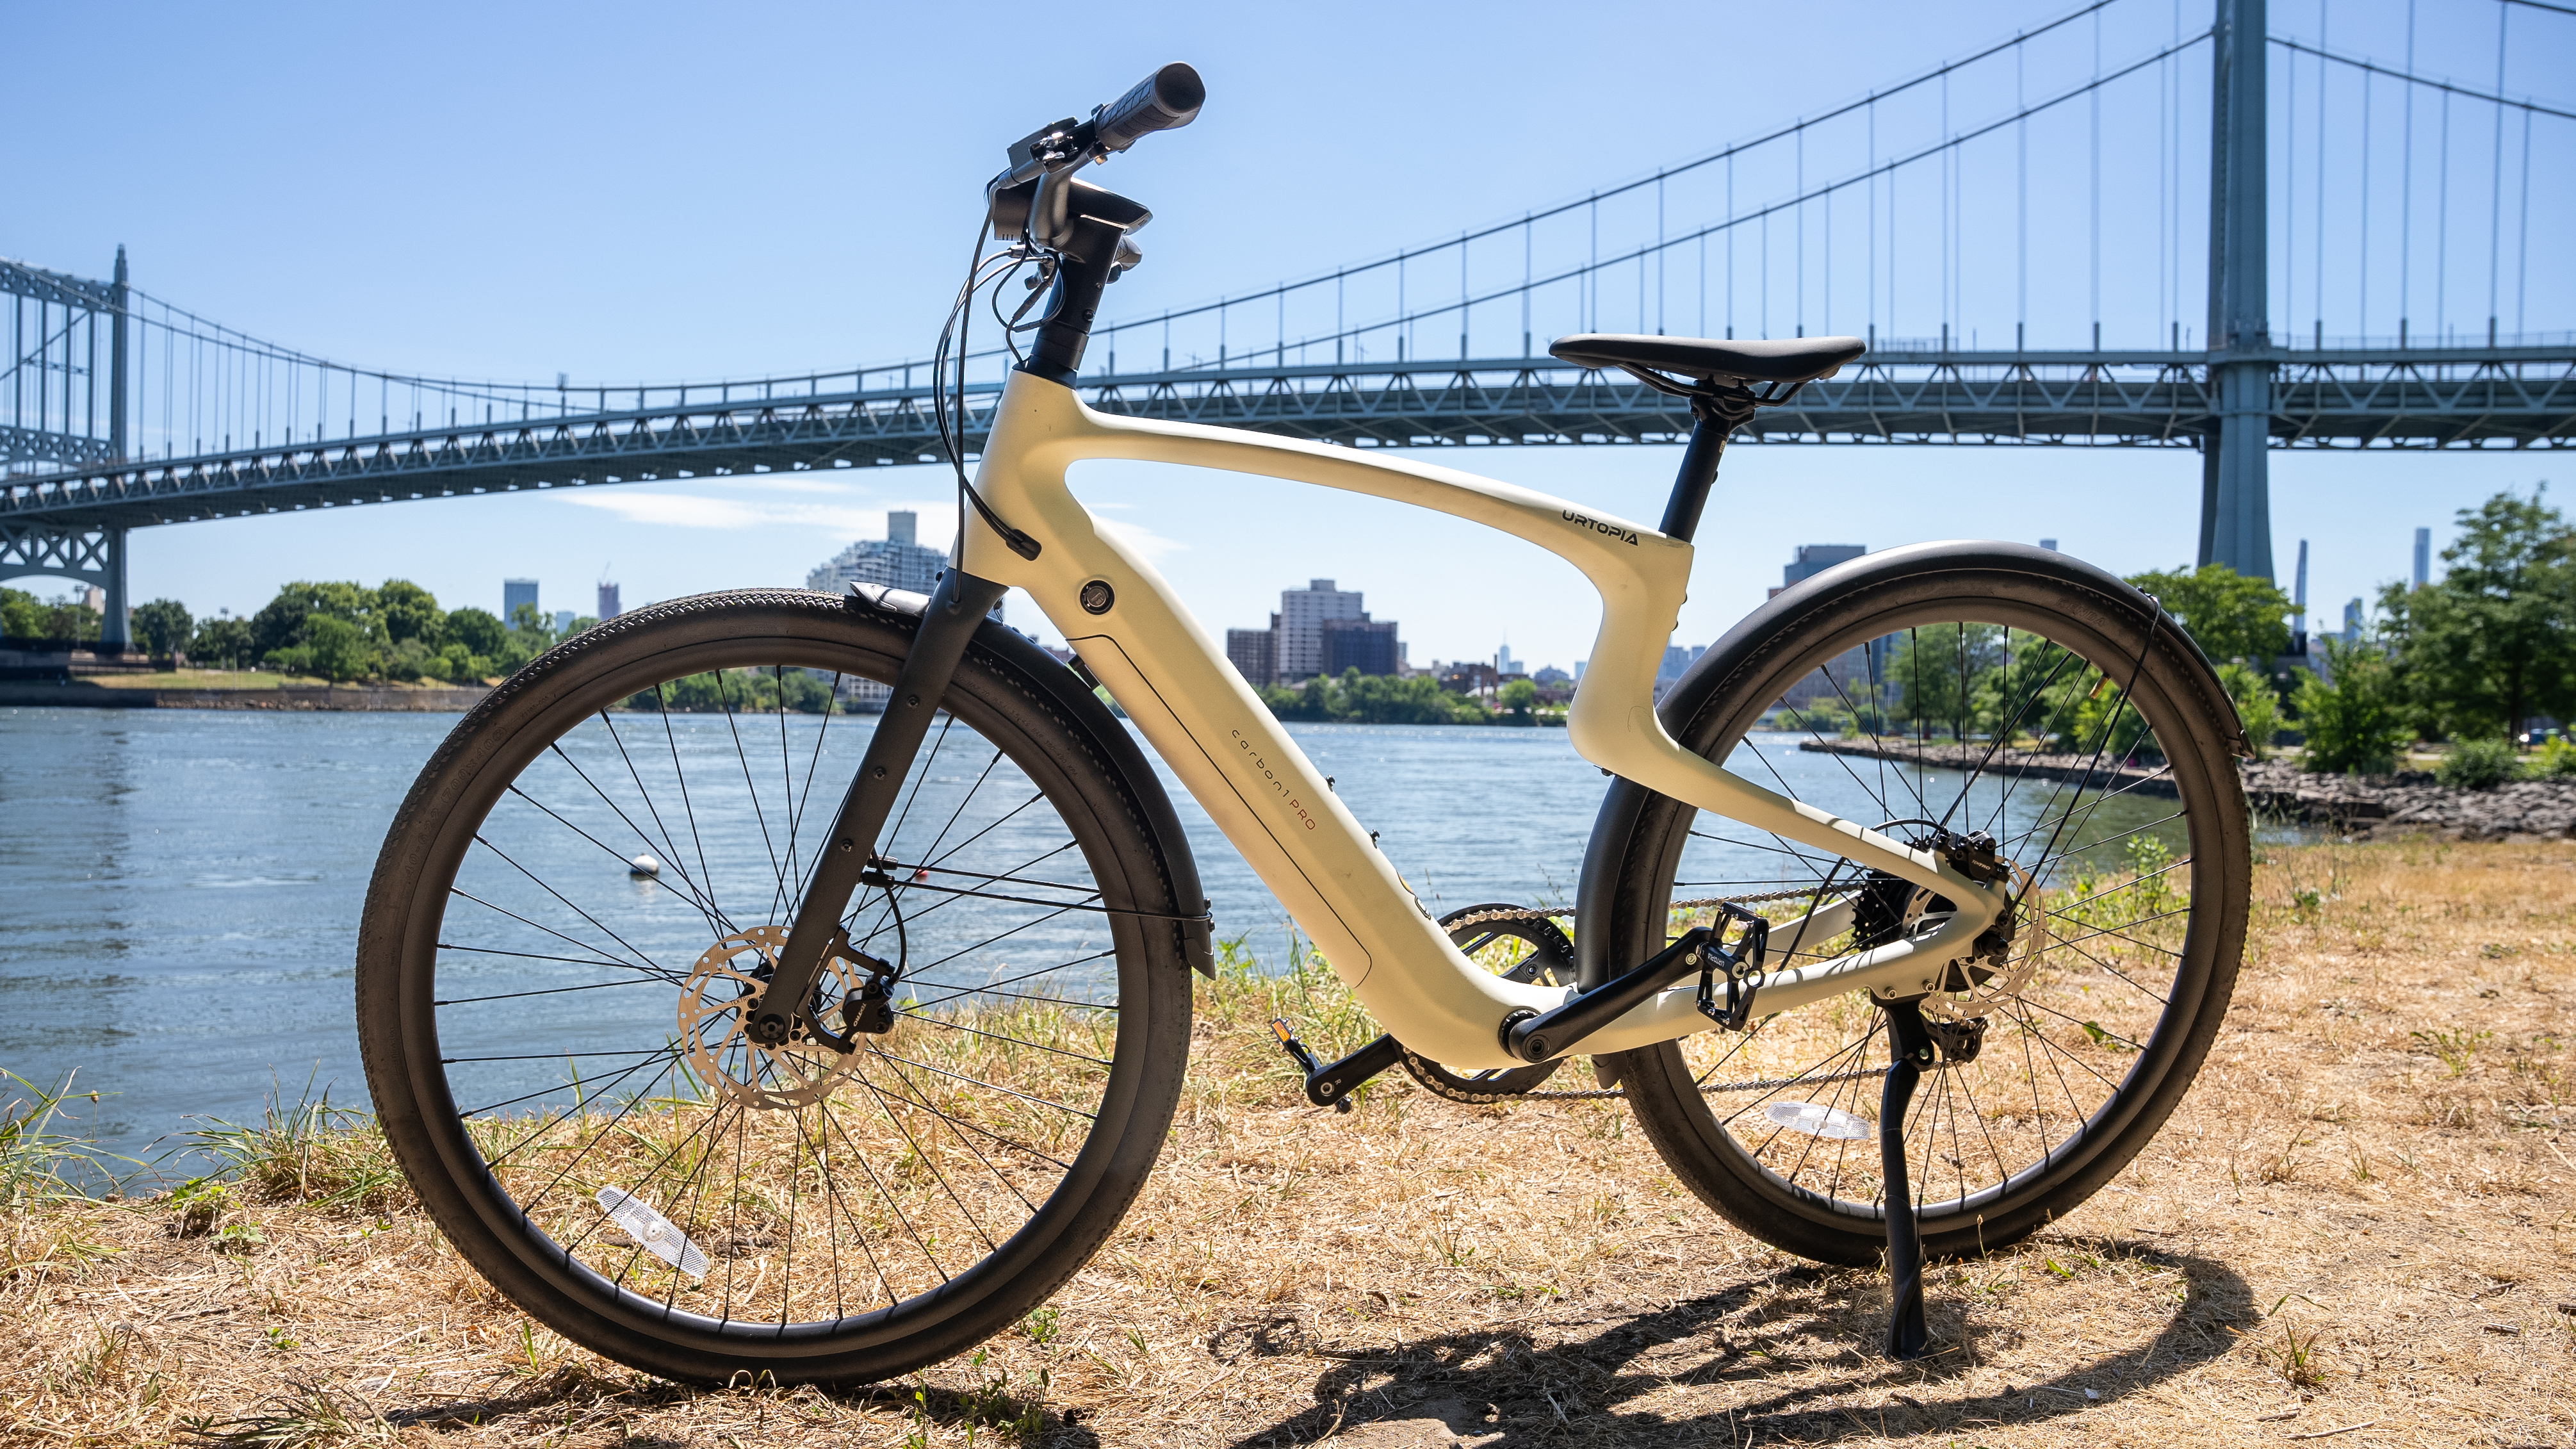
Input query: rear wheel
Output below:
<box><xmin>357</xmin><ymin>589</ymin><xmax>1194</xmax><ymax>1384</ymax></box>
<box><xmin>1588</xmin><ymin>545</ymin><xmax>2250</xmax><ymax>1265</ymax></box>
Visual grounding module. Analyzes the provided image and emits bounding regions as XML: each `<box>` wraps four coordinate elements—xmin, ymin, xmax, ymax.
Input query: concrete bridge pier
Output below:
<box><xmin>2199</xmin><ymin>0</ymin><xmax>2275</xmax><ymax>581</ymax></box>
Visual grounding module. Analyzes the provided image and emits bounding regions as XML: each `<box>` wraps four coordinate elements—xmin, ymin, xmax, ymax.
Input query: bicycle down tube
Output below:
<box><xmin>950</xmin><ymin>370</ymin><xmax>2009</xmax><ymax>1072</ymax></box>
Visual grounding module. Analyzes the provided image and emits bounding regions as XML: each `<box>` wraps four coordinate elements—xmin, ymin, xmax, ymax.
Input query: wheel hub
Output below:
<box><xmin>1855</xmin><ymin>829</ymin><xmax>2049</xmax><ymax>1020</ymax></box>
<box><xmin>678</xmin><ymin>926</ymin><xmax>879</xmax><ymax>1109</ymax></box>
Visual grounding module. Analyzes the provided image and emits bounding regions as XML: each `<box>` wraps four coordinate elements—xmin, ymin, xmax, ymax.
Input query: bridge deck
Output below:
<box><xmin>4</xmin><ymin>348</ymin><xmax>2570</xmax><ymax>535</ymax></box>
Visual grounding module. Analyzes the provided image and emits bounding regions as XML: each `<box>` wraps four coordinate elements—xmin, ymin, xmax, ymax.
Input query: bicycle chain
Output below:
<box><xmin>1406</xmin><ymin>887</ymin><xmax>1863</xmax><ymax>1103</ymax></box>
<box><xmin>1435</xmin><ymin>887</ymin><xmax>1836</xmax><ymax>935</ymax></box>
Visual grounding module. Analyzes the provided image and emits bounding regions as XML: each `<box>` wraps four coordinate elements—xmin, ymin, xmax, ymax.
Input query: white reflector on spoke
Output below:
<box><xmin>1762</xmin><ymin>1101</ymin><xmax>1872</xmax><ymax>1140</ymax></box>
<box><xmin>596</xmin><ymin>1186</ymin><xmax>708</xmax><ymax>1279</ymax></box>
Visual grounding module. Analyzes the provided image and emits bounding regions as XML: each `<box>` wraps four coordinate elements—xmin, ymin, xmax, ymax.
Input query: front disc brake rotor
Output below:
<box><xmin>678</xmin><ymin>926</ymin><xmax>874</xmax><ymax>1109</ymax></box>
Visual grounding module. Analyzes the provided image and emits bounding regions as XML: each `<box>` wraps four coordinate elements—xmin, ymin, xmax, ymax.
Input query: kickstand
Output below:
<box><xmin>1878</xmin><ymin>999</ymin><xmax>1937</xmax><ymax>1360</ymax></box>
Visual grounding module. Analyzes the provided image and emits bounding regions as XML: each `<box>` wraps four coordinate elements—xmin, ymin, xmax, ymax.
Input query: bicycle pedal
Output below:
<box><xmin>1268</xmin><ymin>1020</ymin><xmax>1403</xmax><ymax>1113</ymax></box>
<box><xmin>1268</xmin><ymin>1019</ymin><xmax>1323</xmax><ymax>1077</ymax></box>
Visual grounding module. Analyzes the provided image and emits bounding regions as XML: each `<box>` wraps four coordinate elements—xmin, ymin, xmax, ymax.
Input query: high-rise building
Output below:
<box><xmin>1275</xmin><ymin>578</ymin><xmax>1366</xmax><ymax>681</ymax></box>
<box><xmin>1230</xmin><ymin>580</ymin><xmax>1403</xmax><ymax>684</ymax></box>
<box><xmin>806</xmin><ymin>512</ymin><xmax>999</xmax><ymax>711</ymax></box>
<box><xmin>1768</xmin><ymin>543</ymin><xmax>1866</xmax><ymax>599</ymax></box>
<box><xmin>1496</xmin><ymin>643</ymin><xmax>1521</xmax><ymax>678</ymax></box>
<box><xmin>1325</xmin><ymin>618</ymin><xmax>1400</xmax><ymax>677</ymax></box>
<box><xmin>503</xmin><ymin>578</ymin><xmax>539</xmax><ymax>620</ymax></box>
<box><xmin>1225</xmin><ymin>621</ymin><xmax>1278</xmax><ymax>687</ymax></box>
<box><xmin>2412</xmin><ymin>527</ymin><xmax>2431</xmax><ymax>589</ymax></box>
<box><xmin>2291</xmin><ymin>539</ymin><xmax>2309</xmax><ymax>653</ymax></box>
<box><xmin>597</xmin><ymin>581</ymin><xmax>622</xmax><ymax>619</ymax></box>
<box><xmin>553</xmin><ymin>610</ymin><xmax>577</xmax><ymax>635</ymax></box>
<box><xmin>807</xmin><ymin>511</ymin><xmax>1001</xmax><ymax>623</ymax></box>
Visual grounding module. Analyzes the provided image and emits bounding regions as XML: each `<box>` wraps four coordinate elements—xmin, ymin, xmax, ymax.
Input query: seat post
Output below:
<box><xmin>1658</xmin><ymin>399</ymin><xmax>1750</xmax><ymax>544</ymax></box>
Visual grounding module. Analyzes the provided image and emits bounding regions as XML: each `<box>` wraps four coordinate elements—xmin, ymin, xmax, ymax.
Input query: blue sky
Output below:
<box><xmin>8</xmin><ymin>0</ymin><xmax>2569</xmax><ymax>671</ymax></box>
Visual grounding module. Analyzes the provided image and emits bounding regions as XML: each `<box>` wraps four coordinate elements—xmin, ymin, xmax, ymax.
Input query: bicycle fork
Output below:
<box><xmin>751</xmin><ymin>568</ymin><xmax>1012</xmax><ymax>1052</ymax></box>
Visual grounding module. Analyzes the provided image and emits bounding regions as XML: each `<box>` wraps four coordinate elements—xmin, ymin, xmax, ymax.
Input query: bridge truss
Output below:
<box><xmin>6</xmin><ymin>346</ymin><xmax>2566</xmax><ymax>541</ymax></box>
<box><xmin>5</xmin><ymin>0</ymin><xmax>2572</xmax><ymax>639</ymax></box>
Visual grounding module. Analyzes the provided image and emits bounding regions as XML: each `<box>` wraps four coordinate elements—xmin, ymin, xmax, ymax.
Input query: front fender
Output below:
<box><xmin>844</xmin><ymin>581</ymin><xmax>1214</xmax><ymax>975</ymax></box>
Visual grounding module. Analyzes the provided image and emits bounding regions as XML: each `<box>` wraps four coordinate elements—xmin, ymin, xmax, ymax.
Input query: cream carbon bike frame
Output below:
<box><xmin>943</xmin><ymin>369</ymin><xmax>2008</xmax><ymax>1073</ymax></box>
<box><xmin>749</xmin><ymin>88</ymin><xmax>2009</xmax><ymax>1083</ymax></box>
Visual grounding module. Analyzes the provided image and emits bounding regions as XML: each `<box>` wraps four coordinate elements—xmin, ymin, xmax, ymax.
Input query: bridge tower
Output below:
<box><xmin>2201</xmin><ymin>0</ymin><xmax>2274</xmax><ymax>580</ymax></box>
<box><xmin>0</xmin><ymin>247</ymin><xmax>130</xmax><ymax>644</ymax></box>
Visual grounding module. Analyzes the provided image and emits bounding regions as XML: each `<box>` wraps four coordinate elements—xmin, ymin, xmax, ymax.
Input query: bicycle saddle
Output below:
<box><xmin>1549</xmin><ymin>332</ymin><xmax>1866</xmax><ymax>386</ymax></box>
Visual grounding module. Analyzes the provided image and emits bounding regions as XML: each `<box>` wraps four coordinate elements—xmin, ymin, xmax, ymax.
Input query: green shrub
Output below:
<box><xmin>2294</xmin><ymin>641</ymin><xmax>2413</xmax><ymax>774</ymax></box>
<box><xmin>2435</xmin><ymin>737</ymin><xmax>2520</xmax><ymax>790</ymax></box>
<box><xmin>2215</xmin><ymin>660</ymin><xmax>2284</xmax><ymax>760</ymax></box>
<box><xmin>2529</xmin><ymin>736</ymin><xmax>2576</xmax><ymax>778</ymax></box>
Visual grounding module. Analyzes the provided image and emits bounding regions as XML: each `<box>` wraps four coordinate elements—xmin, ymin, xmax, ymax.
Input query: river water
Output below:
<box><xmin>0</xmin><ymin>707</ymin><xmax>2209</xmax><ymax>1165</ymax></box>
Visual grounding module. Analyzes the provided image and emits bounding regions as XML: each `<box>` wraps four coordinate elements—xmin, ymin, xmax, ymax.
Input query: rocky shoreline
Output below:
<box><xmin>2238</xmin><ymin>758</ymin><xmax>2576</xmax><ymax>840</ymax></box>
<box><xmin>0</xmin><ymin>681</ymin><xmax>491</xmax><ymax>712</ymax></box>
<box><xmin>1797</xmin><ymin>737</ymin><xmax>2576</xmax><ymax>840</ymax></box>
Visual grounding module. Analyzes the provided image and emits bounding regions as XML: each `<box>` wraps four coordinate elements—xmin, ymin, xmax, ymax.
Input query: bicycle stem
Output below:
<box><xmin>754</xmin><ymin>568</ymin><xmax>1012</xmax><ymax>1051</ymax></box>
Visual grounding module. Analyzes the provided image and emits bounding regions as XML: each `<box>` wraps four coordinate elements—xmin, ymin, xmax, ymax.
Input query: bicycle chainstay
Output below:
<box><xmin>1389</xmin><ymin>887</ymin><xmax>1889</xmax><ymax>1103</ymax></box>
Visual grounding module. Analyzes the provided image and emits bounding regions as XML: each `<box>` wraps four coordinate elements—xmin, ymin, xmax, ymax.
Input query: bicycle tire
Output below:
<box><xmin>1582</xmin><ymin>543</ymin><xmax>2249</xmax><ymax>1265</ymax></box>
<box><xmin>357</xmin><ymin>587</ymin><xmax>1197</xmax><ymax>1384</ymax></box>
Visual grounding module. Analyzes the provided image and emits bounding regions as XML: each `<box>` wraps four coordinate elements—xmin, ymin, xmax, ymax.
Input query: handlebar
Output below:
<box><xmin>1092</xmin><ymin>63</ymin><xmax>1204</xmax><ymax>153</ymax></box>
<box><xmin>992</xmin><ymin>63</ymin><xmax>1204</xmax><ymax>193</ymax></box>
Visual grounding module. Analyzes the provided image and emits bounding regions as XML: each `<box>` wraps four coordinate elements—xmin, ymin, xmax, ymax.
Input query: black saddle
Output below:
<box><xmin>1549</xmin><ymin>332</ymin><xmax>1865</xmax><ymax>387</ymax></box>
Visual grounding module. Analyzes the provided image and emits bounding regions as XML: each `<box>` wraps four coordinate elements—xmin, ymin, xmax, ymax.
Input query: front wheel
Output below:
<box><xmin>356</xmin><ymin>589</ymin><xmax>1196</xmax><ymax>1384</ymax></box>
<box><xmin>1586</xmin><ymin>543</ymin><xmax>2250</xmax><ymax>1265</ymax></box>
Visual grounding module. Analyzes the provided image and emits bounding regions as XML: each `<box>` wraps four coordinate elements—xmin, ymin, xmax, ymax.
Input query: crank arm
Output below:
<box><xmin>1269</xmin><ymin>1021</ymin><xmax>1405</xmax><ymax>1112</ymax></box>
<box><xmin>1535</xmin><ymin>907</ymin><xmax>1998</xmax><ymax>1059</ymax></box>
<box><xmin>752</xmin><ymin>568</ymin><xmax>1011</xmax><ymax>1051</ymax></box>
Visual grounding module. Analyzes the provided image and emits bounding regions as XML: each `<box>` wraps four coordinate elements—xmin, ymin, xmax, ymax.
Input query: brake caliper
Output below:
<box><xmin>1934</xmin><ymin>830</ymin><xmax>2018</xmax><ymax>994</ymax></box>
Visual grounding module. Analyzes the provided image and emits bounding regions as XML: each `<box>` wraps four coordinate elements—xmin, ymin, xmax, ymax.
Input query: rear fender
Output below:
<box><xmin>1574</xmin><ymin>541</ymin><xmax>2238</xmax><ymax>988</ymax></box>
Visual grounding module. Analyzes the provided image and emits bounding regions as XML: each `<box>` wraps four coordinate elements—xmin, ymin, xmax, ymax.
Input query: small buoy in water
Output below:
<box><xmin>628</xmin><ymin>853</ymin><xmax>661</xmax><ymax>878</ymax></box>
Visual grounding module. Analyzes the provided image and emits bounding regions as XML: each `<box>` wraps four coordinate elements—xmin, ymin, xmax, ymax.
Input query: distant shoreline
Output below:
<box><xmin>0</xmin><ymin>681</ymin><xmax>491</xmax><ymax>712</ymax></box>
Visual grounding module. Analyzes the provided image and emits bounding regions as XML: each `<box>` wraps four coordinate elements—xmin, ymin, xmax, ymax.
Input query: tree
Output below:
<box><xmin>2294</xmin><ymin>638</ymin><xmax>2412</xmax><ymax>774</ymax></box>
<box><xmin>500</xmin><ymin>603</ymin><xmax>558</xmax><ymax>673</ymax></box>
<box><xmin>377</xmin><ymin>580</ymin><xmax>444</xmax><ymax>646</ymax></box>
<box><xmin>131</xmin><ymin>598</ymin><xmax>193</xmax><ymax>666</ymax></box>
<box><xmin>2214</xmin><ymin>660</ymin><xmax>2283</xmax><ymax>760</ymax></box>
<box><xmin>191</xmin><ymin>616</ymin><xmax>256</xmax><ymax>669</ymax></box>
<box><xmin>251</xmin><ymin>581</ymin><xmax>382</xmax><ymax>658</ymax></box>
<box><xmin>2376</xmin><ymin>487</ymin><xmax>2576</xmax><ymax>742</ymax></box>
<box><xmin>1499</xmin><ymin>678</ymin><xmax>1540</xmax><ymax>723</ymax></box>
<box><xmin>1258</xmin><ymin>670</ymin><xmax>1492</xmax><ymax>724</ymax></box>
<box><xmin>304</xmin><ymin>615</ymin><xmax>375</xmax><ymax>683</ymax></box>
<box><xmin>1</xmin><ymin>587</ymin><xmax>46</xmax><ymax>641</ymax></box>
<box><xmin>444</xmin><ymin>607</ymin><xmax>506</xmax><ymax>659</ymax></box>
<box><xmin>2123</xmin><ymin>563</ymin><xmax>2292</xmax><ymax>664</ymax></box>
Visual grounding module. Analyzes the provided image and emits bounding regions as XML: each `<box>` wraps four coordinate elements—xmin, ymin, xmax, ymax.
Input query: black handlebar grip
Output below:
<box><xmin>1092</xmin><ymin>63</ymin><xmax>1205</xmax><ymax>152</ymax></box>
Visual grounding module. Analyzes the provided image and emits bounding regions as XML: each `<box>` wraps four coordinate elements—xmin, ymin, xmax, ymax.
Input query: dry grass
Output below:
<box><xmin>6</xmin><ymin>838</ymin><xmax>2572</xmax><ymax>1447</ymax></box>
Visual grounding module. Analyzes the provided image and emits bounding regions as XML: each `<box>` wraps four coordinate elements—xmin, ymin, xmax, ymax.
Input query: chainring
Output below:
<box><xmin>1398</xmin><ymin>905</ymin><xmax>1581</xmax><ymax>1104</ymax></box>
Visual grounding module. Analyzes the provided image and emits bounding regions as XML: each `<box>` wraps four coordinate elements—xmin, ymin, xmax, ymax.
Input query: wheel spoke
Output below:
<box><xmin>389</xmin><ymin>623</ymin><xmax>1157</xmax><ymax>1350</ymax></box>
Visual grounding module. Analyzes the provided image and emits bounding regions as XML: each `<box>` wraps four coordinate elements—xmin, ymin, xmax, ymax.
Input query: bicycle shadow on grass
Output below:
<box><xmin>190</xmin><ymin>1364</ymin><xmax>1107</xmax><ymax>1449</ymax></box>
<box><xmin>1221</xmin><ymin>1237</ymin><xmax>2251</xmax><ymax>1447</ymax></box>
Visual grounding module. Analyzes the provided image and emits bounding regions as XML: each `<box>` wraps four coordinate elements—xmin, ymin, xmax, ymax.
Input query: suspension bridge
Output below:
<box><xmin>6</xmin><ymin>0</ymin><xmax>2570</xmax><ymax>644</ymax></box>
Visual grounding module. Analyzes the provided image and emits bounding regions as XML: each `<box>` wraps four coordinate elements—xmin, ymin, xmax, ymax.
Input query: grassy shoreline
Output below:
<box><xmin>6</xmin><ymin>839</ymin><xmax>2571</xmax><ymax>1446</ymax></box>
